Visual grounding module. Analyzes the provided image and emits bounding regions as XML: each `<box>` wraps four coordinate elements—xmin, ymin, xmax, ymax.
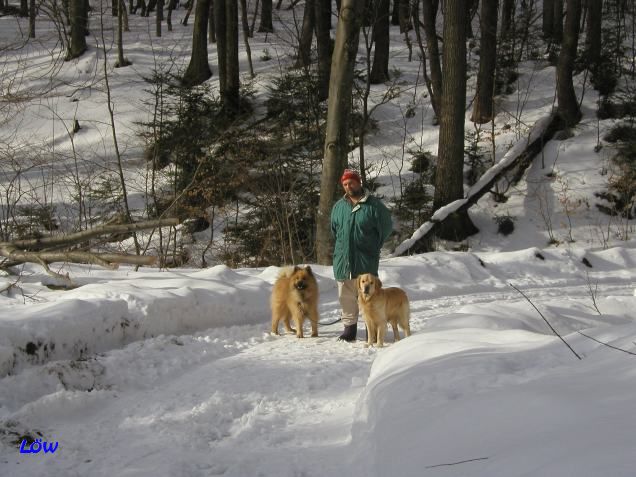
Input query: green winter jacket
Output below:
<box><xmin>330</xmin><ymin>192</ymin><xmax>393</xmax><ymax>281</ymax></box>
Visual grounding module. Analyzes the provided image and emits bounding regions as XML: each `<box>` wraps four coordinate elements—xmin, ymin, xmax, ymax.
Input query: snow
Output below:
<box><xmin>1</xmin><ymin>2</ymin><xmax>636</xmax><ymax>476</ymax></box>
<box><xmin>1</xmin><ymin>248</ymin><xmax>636</xmax><ymax>476</ymax></box>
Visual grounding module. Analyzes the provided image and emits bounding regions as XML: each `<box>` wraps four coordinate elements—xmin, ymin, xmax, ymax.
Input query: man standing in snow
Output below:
<box><xmin>331</xmin><ymin>169</ymin><xmax>393</xmax><ymax>342</ymax></box>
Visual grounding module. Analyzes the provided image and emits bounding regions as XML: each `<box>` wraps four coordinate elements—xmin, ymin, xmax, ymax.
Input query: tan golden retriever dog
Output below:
<box><xmin>271</xmin><ymin>265</ymin><xmax>319</xmax><ymax>338</ymax></box>
<box><xmin>357</xmin><ymin>273</ymin><xmax>411</xmax><ymax>347</ymax></box>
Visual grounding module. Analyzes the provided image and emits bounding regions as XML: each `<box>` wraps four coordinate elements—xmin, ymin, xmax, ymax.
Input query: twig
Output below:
<box><xmin>426</xmin><ymin>457</ymin><xmax>489</xmax><ymax>469</ymax></box>
<box><xmin>578</xmin><ymin>331</ymin><xmax>636</xmax><ymax>357</ymax></box>
<box><xmin>509</xmin><ymin>283</ymin><xmax>582</xmax><ymax>360</ymax></box>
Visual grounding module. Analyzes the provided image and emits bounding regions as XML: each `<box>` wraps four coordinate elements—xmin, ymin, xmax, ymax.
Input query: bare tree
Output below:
<box><xmin>421</xmin><ymin>0</ymin><xmax>442</xmax><ymax>121</ymax></box>
<box><xmin>316</xmin><ymin>0</ymin><xmax>365</xmax><ymax>264</ymax></box>
<box><xmin>222</xmin><ymin>0</ymin><xmax>240</xmax><ymax>116</ymax></box>
<box><xmin>471</xmin><ymin>0</ymin><xmax>499</xmax><ymax>123</ymax></box>
<box><xmin>182</xmin><ymin>0</ymin><xmax>213</xmax><ymax>86</ymax></box>
<box><xmin>434</xmin><ymin>0</ymin><xmax>478</xmax><ymax>240</ymax></box>
<box><xmin>259</xmin><ymin>0</ymin><xmax>274</xmax><ymax>32</ymax></box>
<box><xmin>556</xmin><ymin>0</ymin><xmax>582</xmax><ymax>127</ymax></box>
<box><xmin>543</xmin><ymin>0</ymin><xmax>555</xmax><ymax>39</ymax></box>
<box><xmin>369</xmin><ymin>0</ymin><xmax>390</xmax><ymax>84</ymax></box>
<box><xmin>296</xmin><ymin>0</ymin><xmax>315</xmax><ymax>68</ymax></box>
<box><xmin>585</xmin><ymin>0</ymin><xmax>602</xmax><ymax>74</ymax></box>
<box><xmin>67</xmin><ymin>0</ymin><xmax>87</xmax><ymax>60</ymax></box>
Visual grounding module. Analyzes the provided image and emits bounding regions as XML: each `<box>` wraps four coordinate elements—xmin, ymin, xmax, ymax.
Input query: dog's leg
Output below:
<box><xmin>365</xmin><ymin>319</ymin><xmax>375</xmax><ymax>348</ymax></box>
<box><xmin>377</xmin><ymin>322</ymin><xmax>386</xmax><ymax>347</ymax></box>
<box><xmin>390</xmin><ymin>320</ymin><xmax>400</xmax><ymax>341</ymax></box>
<box><xmin>402</xmin><ymin>305</ymin><xmax>411</xmax><ymax>337</ymax></box>
<box><xmin>283</xmin><ymin>314</ymin><xmax>296</xmax><ymax>334</ymax></box>
<box><xmin>291</xmin><ymin>308</ymin><xmax>304</xmax><ymax>338</ymax></box>
<box><xmin>271</xmin><ymin>314</ymin><xmax>281</xmax><ymax>335</ymax></box>
<box><xmin>309</xmin><ymin>306</ymin><xmax>319</xmax><ymax>337</ymax></box>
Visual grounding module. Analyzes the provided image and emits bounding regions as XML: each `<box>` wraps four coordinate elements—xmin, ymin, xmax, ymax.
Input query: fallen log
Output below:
<box><xmin>392</xmin><ymin>113</ymin><xmax>564</xmax><ymax>256</ymax></box>
<box><xmin>0</xmin><ymin>217</ymin><xmax>180</xmax><ymax>282</ymax></box>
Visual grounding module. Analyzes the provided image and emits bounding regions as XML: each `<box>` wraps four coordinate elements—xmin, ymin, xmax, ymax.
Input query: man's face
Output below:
<box><xmin>342</xmin><ymin>179</ymin><xmax>362</xmax><ymax>198</ymax></box>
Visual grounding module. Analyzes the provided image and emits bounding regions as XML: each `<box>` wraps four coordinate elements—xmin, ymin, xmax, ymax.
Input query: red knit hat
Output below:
<box><xmin>340</xmin><ymin>169</ymin><xmax>361</xmax><ymax>184</ymax></box>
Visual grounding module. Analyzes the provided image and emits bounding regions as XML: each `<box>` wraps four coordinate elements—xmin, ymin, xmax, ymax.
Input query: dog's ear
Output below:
<box><xmin>375</xmin><ymin>276</ymin><xmax>383</xmax><ymax>288</ymax></box>
<box><xmin>304</xmin><ymin>265</ymin><xmax>313</xmax><ymax>275</ymax></box>
<box><xmin>293</xmin><ymin>265</ymin><xmax>300</xmax><ymax>272</ymax></box>
<box><xmin>357</xmin><ymin>274</ymin><xmax>362</xmax><ymax>291</ymax></box>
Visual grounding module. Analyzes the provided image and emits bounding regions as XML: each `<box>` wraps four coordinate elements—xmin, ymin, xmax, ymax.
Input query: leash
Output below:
<box><xmin>319</xmin><ymin>317</ymin><xmax>342</xmax><ymax>326</ymax></box>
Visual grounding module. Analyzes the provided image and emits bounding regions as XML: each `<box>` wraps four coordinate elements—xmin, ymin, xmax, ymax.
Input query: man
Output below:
<box><xmin>331</xmin><ymin>169</ymin><xmax>393</xmax><ymax>342</ymax></box>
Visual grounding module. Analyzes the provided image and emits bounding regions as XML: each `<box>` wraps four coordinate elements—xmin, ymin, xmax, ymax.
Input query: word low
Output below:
<box><xmin>19</xmin><ymin>439</ymin><xmax>59</xmax><ymax>454</ymax></box>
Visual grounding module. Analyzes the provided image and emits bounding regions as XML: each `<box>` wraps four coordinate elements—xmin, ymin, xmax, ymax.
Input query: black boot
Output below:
<box><xmin>338</xmin><ymin>324</ymin><xmax>357</xmax><ymax>342</ymax></box>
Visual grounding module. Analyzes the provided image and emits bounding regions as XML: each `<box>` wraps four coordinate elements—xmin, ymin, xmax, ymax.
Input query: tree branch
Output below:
<box><xmin>510</xmin><ymin>283</ymin><xmax>582</xmax><ymax>360</ymax></box>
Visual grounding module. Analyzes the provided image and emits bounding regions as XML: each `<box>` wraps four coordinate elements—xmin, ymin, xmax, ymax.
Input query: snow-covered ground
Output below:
<box><xmin>2</xmin><ymin>1</ymin><xmax>636</xmax><ymax>476</ymax></box>
<box><xmin>1</xmin><ymin>246</ymin><xmax>636</xmax><ymax>476</ymax></box>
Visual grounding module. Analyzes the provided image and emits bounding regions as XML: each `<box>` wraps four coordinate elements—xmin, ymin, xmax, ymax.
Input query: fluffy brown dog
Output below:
<box><xmin>357</xmin><ymin>273</ymin><xmax>411</xmax><ymax>347</ymax></box>
<box><xmin>271</xmin><ymin>265</ymin><xmax>319</xmax><ymax>338</ymax></box>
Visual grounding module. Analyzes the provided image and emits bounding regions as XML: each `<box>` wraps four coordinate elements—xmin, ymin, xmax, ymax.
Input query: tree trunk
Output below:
<box><xmin>29</xmin><ymin>0</ymin><xmax>35</xmax><ymax>38</ymax></box>
<box><xmin>223</xmin><ymin>0</ymin><xmax>240</xmax><ymax>116</ymax></box>
<box><xmin>167</xmin><ymin>0</ymin><xmax>176</xmax><ymax>31</ymax></box>
<box><xmin>182</xmin><ymin>0</ymin><xmax>212</xmax><ymax>86</ymax></box>
<box><xmin>116</xmin><ymin>0</ymin><xmax>131</xmax><ymax>67</ymax></box>
<box><xmin>585</xmin><ymin>0</ymin><xmax>602</xmax><ymax>73</ymax></box>
<box><xmin>315</xmin><ymin>0</ymin><xmax>332</xmax><ymax>100</ymax></box>
<box><xmin>471</xmin><ymin>0</ymin><xmax>498</xmax><ymax>123</ymax></box>
<box><xmin>369</xmin><ymin>0</ymin><xmax>390</xmax><ymax>83</ymax></box>
<box><xmin>421</xmin><ymin>0</ymin><xmax>442</xmax><ymax>121</ymax></box>
<box><xmin>398</xmin><ymin>0</ymin><xmax>410</xmax><ymax>32</ymax></box>
<box><xmin>543</xmin><ymin>0</ymin><xmax>555</xmax><ymax>39</ymax></box>
<box><xmin>296</xmin><ymin>0</ymin><xmax>315</xmax><ymax>68</ymax></box>
<box><xmin>464</xmin><ymin>0</ymin><xmax>478</xmax><ymax>39</ymax></box>
<box><xmin>316</xmin><ymin>0</ymin><xmax>364</xmax><ymax>265</ymax></box>
<box><xmin>259</xmin><ymin>0</ymin><xmax>274</xmax><ymax>32</ymax></box>
<box><xmin>500</xmin><ymin>0</ymin><xmax>515</xmax><ymax>41</ymax></box>
<box><xmin>156</xmin><ymin>0</ymin><xmax>164</xmax><ymax>36</ymax></box>
<box><xmin>216</xmin><ymin>0</ymin><xmax>227</xmax><ymax>92</ymax></box>
<box><xmin>240</xmin><ymin>0</ymin><xmax>255</xmax><ymax>77</ymax></box>
<box><xmin>553</xmin><ymin>0</ymin><xmax>564</xmax><ymax>44</ymax></box>
<box><xmin>67</xmin><ymin>0</ymin><xmax>87</xmax><ymax>60</ymax></box>
<box><xmin>434</xmin><ymin>0</ymin><xmax>477</xmax><ymax>240</ymax></box>
<box><xmin>556</xmin><ymin>0</ymin><xmax>582</xmax><ymax>127</ymax></box>
<box><xmin>209</xmin><ymin>0</ymin><xmax>216</xmax><ymax>42</ymax></box>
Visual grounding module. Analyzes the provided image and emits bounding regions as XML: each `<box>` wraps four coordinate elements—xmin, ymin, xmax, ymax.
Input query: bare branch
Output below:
<box><xmin>578</xmin><ymin>331</ymin><xmax>636</xmax><ymax>357</ymax></box>
<box><xmin>509</xmin><ymin>283</ymin><xmax>582</xmax><ymax>360</ymax></box>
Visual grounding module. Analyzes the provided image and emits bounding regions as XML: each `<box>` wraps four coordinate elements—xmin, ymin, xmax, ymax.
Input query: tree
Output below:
<box><xmin>553</xmin><ymin>0</ymin><xmax>564</xmax><ymax>44</ymax></box>
<box><xmin>316</xmin><ymin>0</ymin><xmax>365</xmax><ymax>265</ymax></box>
<box><xmin>471</xmin><ymin>0</ymin><xmax>498</xmax><ymax>123</ymax></box>
<box><xmin>421</xmin><ymin>0</ymin><xmax>442</xmax><ymax>121</ymax></box>
<box><xmin>259</xmin><ymin>0</ymin><xmax>274</xmax><ymax>32</ymax></box>
<box><xmin>369</xmin><ymin>0</ymin><xmax>390</xmax><ymax>84</ymax></box>
<box><xmin>296</xmin><ymin>0</ymin><xmax>315</xmax><ymax>68</ymax></box>
<box><xmin>211</xmin><ymin>0</ymin><xmax>240</xmax><ymax>115</ymax></box>
<box><xmin>543</xmin><ymin>0</ymin><xmax>555</xmax><ymax>39</ymax></box>
<box><xmin>116</xmin><ymin>0</ymin><xmax>132</xmax><ymax>67</ymax></box>
<box><xmin>182</xmin><ymin>0</ymin><xmax>213</xmax><ymax>87</ymax></box>
<box><xmin>434</xmin><ymin>0</ymin><xmax>478</xmax><ymax>240</ymax></box>
<box><xmin>29</xmin><ymin>0</ymin><xmax>35</xmax><ymax>38</ymax></box>
<box><xmin>315</xmin><ymin>0</ymin><xmax>332</xmax><ymax>100</ymax></box>
<box><xmin>556</xmin><ymin>0</ymin><xmax>582</xmax><ymax>127</ymax></box>
<box><xmin>67</xmin><ymin>0</ymin><xmax>87</xmax><ymax>60</ymax></box>
<box><xmin>585</xmin><ymin>0</ymin><xmax>602</xmax><ymax>75</ymax></box>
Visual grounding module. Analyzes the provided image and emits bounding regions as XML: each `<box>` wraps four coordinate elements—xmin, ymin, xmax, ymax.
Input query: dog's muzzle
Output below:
<box><xmin>295</xmin><ymin>281</ymin><xmax>306</xmax><ymax>290</ymax></box>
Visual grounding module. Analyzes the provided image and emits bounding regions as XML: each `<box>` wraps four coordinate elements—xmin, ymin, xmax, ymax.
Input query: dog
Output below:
<box><xmin>271</xmin><ymin>265</ymin><xmax>319</xmax><ymax>338</ymax></box>
<box><xmin>357</xmin><ymin>273</ymin><xmax>411</xmax><ymax>347</ymax></box>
